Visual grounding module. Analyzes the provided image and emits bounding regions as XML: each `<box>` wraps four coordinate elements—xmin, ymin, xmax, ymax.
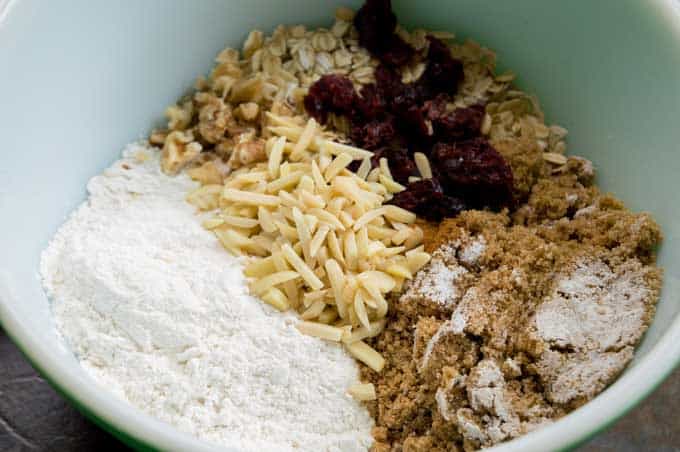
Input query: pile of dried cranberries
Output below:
<box><xmin>304</xmin><ymin>0</ymin><xmax>514</xmax><ymax>221</ymax></box>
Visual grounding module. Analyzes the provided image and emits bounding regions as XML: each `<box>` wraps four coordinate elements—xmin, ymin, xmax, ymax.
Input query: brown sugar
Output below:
<box><xmin>492</xmin><ymin>135</ymin><xmax>544</xmax><ymax>201</ymax></box>
<box><xmin>361</xmin><ymin>156</ymin><xmax>662</xmax><ymax>451</ymax></box>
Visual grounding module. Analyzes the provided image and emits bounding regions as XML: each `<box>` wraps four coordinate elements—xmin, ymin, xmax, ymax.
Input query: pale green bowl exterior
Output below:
<box><xmin>1</xmin><ymin>1</ymin><xmax>679</xmax><ymax>451</ymax></box>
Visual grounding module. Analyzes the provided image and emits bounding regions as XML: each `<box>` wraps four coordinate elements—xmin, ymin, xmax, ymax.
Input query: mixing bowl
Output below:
<box><xmin>1</xmin><ymin>0</ymin><xmax>679</xmax><ymax>450</ymax></box>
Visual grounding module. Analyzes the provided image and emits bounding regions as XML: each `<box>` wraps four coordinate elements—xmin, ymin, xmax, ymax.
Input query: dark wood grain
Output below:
<box><xmin>0</xmin><ymin>332</ymin><xmax>125</xmax><ymax>452</ymax></box>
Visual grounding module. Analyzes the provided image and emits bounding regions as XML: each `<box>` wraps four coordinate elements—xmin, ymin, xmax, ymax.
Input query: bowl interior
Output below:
<box><xmin>1</xmin><ymin>0</ymin><xmax>679</xmax><ymax>451</ymax></box>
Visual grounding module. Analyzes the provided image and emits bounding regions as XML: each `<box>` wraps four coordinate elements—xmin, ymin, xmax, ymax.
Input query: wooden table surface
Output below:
<box><xmin>1</xmin><ymin>331</ymin><xmax>678</xmax><ymax>451</ymax></box>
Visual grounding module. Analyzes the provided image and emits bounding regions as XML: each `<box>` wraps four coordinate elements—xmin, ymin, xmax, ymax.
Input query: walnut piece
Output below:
<box><xmin>165</xmin><ymin>100</ymin><xmax>194</xmax><ymax>131</ymax></box>
<box><xmin>196</xmin><ymin>94</ymin><xmax>235</xmax><ymax>144</ymax></box>
<box><xmin>236</xmin><ymin>102</ymin><xmax>260</xmax><ymax>121</ymax></box>
<box><xmin>227</xmin><ymin>132</ymin><xmax>266</xmax><ymax>168</ymax></box>
<box><xmin>149</xmin><ymin>129</ymin><xmax>168</xmax><ymax>146</ymax></box>
<box><xmin>161</xmin><ymin>130</ymin><xmax>202</xmax><ymax>174</ymax></box>
<box><xmin>229</xmin><ymin>77</ymin><xmax>264</xmax><ymax>104</ymax></box>
<box><xmin>187</xmin><ymin>161</ymin><xmax>226</xmax><ymax>186</ymax></box>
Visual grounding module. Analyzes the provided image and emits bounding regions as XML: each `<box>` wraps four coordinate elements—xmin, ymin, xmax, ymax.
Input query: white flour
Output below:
<box><xmin>535</xmin><ymin>257</ymin><xmax>652</xmax><ymax>404</ymax></box>
<box><xmin>458</xmin><ymin>236</ymin><xmax>486</xmax><ymax>267</ymax></box>
<box><xmin>403</xmin><ymin>243</ymin><xmax>468</xmax><ymax>309</ymax></box>
<box><xmin>40</xmin><ymin>143</ymin><xmax>373</xmax><ymax>452</ymax></box>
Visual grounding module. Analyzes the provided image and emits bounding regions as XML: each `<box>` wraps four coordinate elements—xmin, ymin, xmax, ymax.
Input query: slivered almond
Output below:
<box><xmin>345</xmin><ymin>340</ymin><xmax>385</xmax><ymax>372</ymax></box>
<box><xmin>296</xmin><ymin>321</ymin><xmax>344</xmax><ymax>341</ymax></box>
<box><xmin>281</xmin><ymin>243</ymin><xmax>323</xmax><ymax>290</ymax></box>
<box><xmin>222</xmin><ymin>188</ymin><xmax>279</xmax><ymax>206</ymax></box>
<box><xmin>347</xmin><ymin>383</ymin><xmax>376</xmax><ymax>401</ymax></box>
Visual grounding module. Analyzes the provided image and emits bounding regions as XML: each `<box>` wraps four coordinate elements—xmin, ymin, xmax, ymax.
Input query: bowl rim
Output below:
<box><xmin>1</xmin><ymin>0</ymin><xmax>680</xmax><ymax>451</ymax></box>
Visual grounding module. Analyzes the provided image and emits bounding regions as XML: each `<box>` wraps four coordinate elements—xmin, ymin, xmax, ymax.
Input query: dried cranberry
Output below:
<box><xmin>422</xmin><ymin>94</ymin><xmax>449</xmax><ymax>121</ymax></box>
<box><xmin>392</xmin><ymin>83</ymin><xmax>427</xmax><ymax>113</ymax></box>
<box><xmin>367</xmin><ymin>147</ymin><xmax>387</xmax><ymax>166</ymax></box>
<box><xmin>354</xmin><ymin>0</ymin><xmax>415</xmax><ymax>66</ymax></box>
<box><xmin>420</xmin><ymin>96</ymin><xmax>485</xmax><ymax>142</ymax></box>
<box><xmin>303</xmin><ymin>74</ymin><xmax>357</xmax><ymax>123</ymax></box>
<box><xmin>430</xmin><ymin>138</ymin><xmax>514</xmax><ymax>209</ymax></box>
<box><xmin>432</xmin><ymin>104</ymin><xmax>485</xmax><ymax>141</ymax></box>
<box><xmin>347</xmin><ymin>145</ymin><xmax>417</xmax><ymax>184</ymax></box>
<box><xmin>419</xmin><ymin>36</ymin><xmax>464</xmax><ymax>96</ymax></box>
<box><xmin>350</xmin><ymin>117</ymin><xmax>397</xmax><ymax>150</ymax></box>
<box><xmin>348</xmin><ymin>146</ymin><xmax>416</xmax><ymax>182</ymax></box>
<box><xmin>374</xmin><ymin>64</ymin><xmax>405</xmax><ymax>101</ymax></box>
<box><xmin>423</xmin><ymin>194</ymin><xmax>468</xmax><ymax>221</ymax></box>
<box><xmin>347</xmin><ymin>159</ymin><xmax>363</xmax><ymax>173</ymax></box>
<box><xmin>378</xmin><ymin>147</ymin><xmax>418</xmax><ymax>184</ymax></box>
<box><xmin>389</xmin><ymin>178</ymin><xmax>466</xmax><ymax>221</ymax></box>
<box><xmin>380</xmin><ymin>34</ymin><xmax>417</xmax><ymax>67</ymax></box>
<box><xmin>356</xmin><ymin>83</ymin><xmax>386</xmax><ymax>119</ymax></box>
<box><xmin>394</xmin><ymin>104</ymin><xmax>431</xmax><ymax>142</ymax></box>
<box><xmin>354</xmin><ymin>0</ymin><xmax>397</xmax><ymax>50</ymax></box>
<box><xmin>391</xmin><ymin>177</ymin><xmax>442</xmax><ymax>206</ymax></box>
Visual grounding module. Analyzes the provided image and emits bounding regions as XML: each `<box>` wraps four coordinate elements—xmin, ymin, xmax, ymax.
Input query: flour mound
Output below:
<box><xmin>40</xmin><ymin>142</ymin><xmax>373</xmax><ymax>452</ymax></box>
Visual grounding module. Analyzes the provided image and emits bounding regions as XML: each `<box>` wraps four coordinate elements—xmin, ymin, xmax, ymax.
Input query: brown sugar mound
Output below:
<box><xmin>492</xmin><ymin>135</ymin><xmax>544</xmax><ymax>201</ymax></box>
<box><xmin>362</xmin><ymin>161</ymin><xmax>662</xmax><ymax>451</ymax></box>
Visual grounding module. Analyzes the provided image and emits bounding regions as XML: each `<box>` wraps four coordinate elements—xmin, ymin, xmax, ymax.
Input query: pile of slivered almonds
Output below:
<box><xmin>150</xmin><ymin>7</ymin><xmax>432</xmax><ymax>400</ymax></box>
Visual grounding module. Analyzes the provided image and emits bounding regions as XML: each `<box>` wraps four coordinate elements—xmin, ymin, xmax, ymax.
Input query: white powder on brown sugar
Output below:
<box><xmin>40</xmin><ymin>142</ymin><xmax>373</xmax><ymax>452</ymax></box>
<box><xmin>458</xmin><ymin>235</ymin><xmax>486</xmax><ymax>267</ymax></box>
<box><xmin>414</xmin><ymin>237</ymin><xmax>486</xmax><ymax>371</ymax></box>
<box><xmin>406</xmin><ymin>230</ymin><xmax>657</xmax><ymax>447</ymax></box>
<box><xmin>402</xmin><ymin>242</ymin><xmax>469</xmax><ymax>309</ymax></box>
<box><xmin>535</xmin><ymin>257</ymin><xmax>653</xmax><ymax>404</ymax></box>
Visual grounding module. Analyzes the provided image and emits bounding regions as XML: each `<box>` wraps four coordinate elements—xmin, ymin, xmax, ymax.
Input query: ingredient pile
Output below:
<box><xmin>42</xmin><ymin>1</ymin><xmax>663</xmax><ymax>451</ymax></box>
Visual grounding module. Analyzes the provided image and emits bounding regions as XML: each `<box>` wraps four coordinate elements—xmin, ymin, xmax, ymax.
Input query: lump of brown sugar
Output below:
<box><xmin>362</xmin><ymin>189</ymin><xmax>662</xmax><ymax>450</ymax></box>
<box><xmin>492</xmin><ymin>135</ymin><xmax>544</xmax><ymax>201</ymax></box>
<box><xmin>513</xmin><ymin>172</ymin><xmax>598</xmax><ymax>225</ymax></box>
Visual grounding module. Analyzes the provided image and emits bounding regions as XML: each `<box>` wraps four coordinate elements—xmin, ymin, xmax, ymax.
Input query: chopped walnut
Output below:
<box><xmin>270</xmin><ymin>100</ymin><xmax>295</xmax><ymax>117</ymax></box>
<box><xmin>161</xmin><ymin>130</ymin><xmax>202</xmax><ymax>174</ymax></box>
<box><xmin>194</xmin><ymin>75</ymin><xmax>210</xmax><ymax>91</ymax></box>
<box><xmin>196</xmin><ymin>94</ymin><xmax>235</xmax><ymax>144</ymax></box>
<box><xmin>229</xmin><ymin>77</ymin><xmax>264</xmax><ymax>104</ymax></box>
<box><xmin>213</xmin><ymin>75</ymin><xmax>238</xmax><ymax>99</ymax></box>
<box><xmin>210</xmin><ymin>60</ymin><xmax>243</xmax><ymax>81</ymax></box>
<box><xmin>215</xmin><ymin>47</ymin><xmax>239</xmax><ymax>64</ymax></box>
<box><xmin>235</xmin><ymin>102</ymin><xmax>260</xmax><ymax>121</ymax></box>
<box><xmin>214</xmin><ymin>138</ymin><xmax>235</xmax><ymax>159</ymax></box>
<box><xmin>243</xmin><ymin>30</ymin><xmax>264</xmax><ymax>58</ymax></box>
<box><xmin>227</xmin><ymin>132</ymin><xmax>266</xmax><ymax>168</ymax></box>
<box><xmin>165</xmin><ymin>100</ymin><xmax>194</xmax><ymax>131</ymax></box>
<box><xmin>149</xmin><ymin>129</ymin><xmax>168</xmax><ymax>146</ymax></box>
<box><xmin>187</xmin><ymin>160</ymin><xmax>226</xmax><ymax>186</ymax></box>
<box><xmin>185</xmin><ymin>184</ymin><xmax>222</xmax><ymax>211</ymax></box>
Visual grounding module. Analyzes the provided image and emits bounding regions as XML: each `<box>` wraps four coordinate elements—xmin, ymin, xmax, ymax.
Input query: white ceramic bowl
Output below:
<box><xmin>1</xmin><ymin>1</ymin><xmax>680</xmax><ymax>450</ymax></box>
